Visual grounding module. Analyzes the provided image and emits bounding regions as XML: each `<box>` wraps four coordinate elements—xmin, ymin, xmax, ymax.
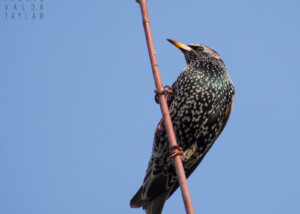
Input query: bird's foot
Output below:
<box><xmin>169</xmin><ymin>145</ymin><xmax>184</xmax><ymax>161</ymax></box>
<box><xmin>154</xmin><ymin>85</ymin><xmax>173</xmax><ymax>104</ymax></box>
<box><xmin>154</xmin><ymin>86</ymin><xmax>173</xmax><ymax>133</ymax></box>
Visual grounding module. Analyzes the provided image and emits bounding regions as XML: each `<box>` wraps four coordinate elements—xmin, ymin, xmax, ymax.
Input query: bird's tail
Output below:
<box><xmin>130</xmin><ymin>186</ymin><xmax>145</xmax><ymax>208</ymax></box>
<box><xmin>143</xmin><ymin>191</ymin><xmax>169</xmax><ymax>214</ymax></box>
<box><xmin>130</xmin><ymin>186</ymin><xmax>169</xmax><ymax>214</ymax></box>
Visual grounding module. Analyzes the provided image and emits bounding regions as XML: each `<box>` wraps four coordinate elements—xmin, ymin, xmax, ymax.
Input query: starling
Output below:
<box><xmin>130</xmin><ymin>39</ymin><xmax>235</xmax><ymax>214</ymax></box>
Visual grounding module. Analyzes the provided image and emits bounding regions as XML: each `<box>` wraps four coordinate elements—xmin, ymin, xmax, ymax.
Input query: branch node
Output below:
<box><xmin>143</xmin><ymin>18</ymin><xmax>150</xmax><ymax>23</ymax></box>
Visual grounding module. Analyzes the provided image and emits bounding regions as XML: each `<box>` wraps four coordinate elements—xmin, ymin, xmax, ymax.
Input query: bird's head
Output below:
<box><xmin>167</xmin><ymin>39</ymin><xmax>224</xmax><ymax>66</ymax></box>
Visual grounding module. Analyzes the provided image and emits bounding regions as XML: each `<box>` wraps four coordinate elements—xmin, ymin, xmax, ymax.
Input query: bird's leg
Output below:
<box><xmin>169</xmin><ymin>145</ymin><xmax>184</xmax><ymax>161</ymax></box>
<box><xmin>154</xmin><ymin>86</ymin><xmax>173</xmax><ymax>133</ymax></box>
<box><xmin>154</xmin><ymin>85</ymin><xmax>173</xmax><ymax>104</ymax></box>
<box><xmin>156</xmin><ymin>118</ymin><xmax>164</xmax><ymax>133</ymax></box>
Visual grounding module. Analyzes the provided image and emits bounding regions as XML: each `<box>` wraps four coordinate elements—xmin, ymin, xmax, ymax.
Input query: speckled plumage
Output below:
<box><xmin>130</xmin><ymin>39</ymin><xmax>235</xmax><ymax>214</ymax></box>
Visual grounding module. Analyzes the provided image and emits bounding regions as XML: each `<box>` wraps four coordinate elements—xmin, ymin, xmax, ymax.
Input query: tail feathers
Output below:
<box><xmin>130</xmin><ymin>186</ymin><xmax>169</xmax><ymax>214</ymax></box>
<box><xmin>130</xmin><ymin>186</ymin><xmax>145</xmax><ymax>208</ymax></box>
<box><xmin>143</xmin><ymin>191</ymin><xmax>169</xmax><ymax>214</ymax></box>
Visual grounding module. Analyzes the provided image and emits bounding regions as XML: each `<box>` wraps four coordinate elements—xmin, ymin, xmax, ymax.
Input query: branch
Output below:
<box><xmin>136</xmin><ymin>1</ymin><xmax>195</xmax><ymax>213</ymax></box>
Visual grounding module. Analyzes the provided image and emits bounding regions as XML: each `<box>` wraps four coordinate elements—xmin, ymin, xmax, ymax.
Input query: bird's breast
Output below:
<box><xmin>170</xmin><ymin>68</ymin><xmax>234</xmax><ymax>149</ymax></box>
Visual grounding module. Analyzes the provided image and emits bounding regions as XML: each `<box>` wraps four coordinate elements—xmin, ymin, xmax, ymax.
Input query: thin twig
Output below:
<box><xmin>136</xmin><ymin>1</ymin><xmax>195</xmax><ymax>213</ymax></box>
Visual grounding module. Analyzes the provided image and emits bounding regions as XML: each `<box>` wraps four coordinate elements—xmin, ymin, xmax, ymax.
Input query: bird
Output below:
<box><xmin>130</xmin><ymin>39</ymin><xmax>235</xmax><ymax>214</ymax></box>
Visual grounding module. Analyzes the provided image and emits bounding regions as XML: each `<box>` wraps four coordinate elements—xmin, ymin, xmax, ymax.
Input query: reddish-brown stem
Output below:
<box><xmin>136</xmin><ymin>1</ymin><xmax>195</xmax><ymax>213</ymax></box>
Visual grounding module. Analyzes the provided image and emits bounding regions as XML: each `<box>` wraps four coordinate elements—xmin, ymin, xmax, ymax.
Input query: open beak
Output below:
<box><xmin>167</xmin><ymin>39</ymin><xmax>192</xmax><ymax>52</ymax></box>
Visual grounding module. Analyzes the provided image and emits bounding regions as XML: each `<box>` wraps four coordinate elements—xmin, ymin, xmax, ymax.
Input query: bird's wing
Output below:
<box><xmin>131</xmin><ymin>85</ymin><xmax>177</xmax><ymax>209</ymax></box>
<box><xmin>168</xmin><ymin>96</ymin><xmax>234</xmax><ymax>198</ymax></box>
<box><xmin>130</xmin><ymin>125</ymin><xmax>175</xmax><ymax>208</ymax></box>
<box><xmin>141</xmin><ymin>158</ymin><xmax>170</xmax><ymax>199</ymax></box>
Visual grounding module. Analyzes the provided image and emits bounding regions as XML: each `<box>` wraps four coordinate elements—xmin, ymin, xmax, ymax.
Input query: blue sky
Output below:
<box><xmin>1</xmin><ymin>0</ymin><xmax>299</xmax><ymax>213</ymax></box>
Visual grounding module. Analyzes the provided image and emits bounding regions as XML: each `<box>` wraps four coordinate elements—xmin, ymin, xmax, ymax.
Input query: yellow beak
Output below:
<box><xmin>167</xmin><ymin>39</ymin><xmax>192</xmax><ymax>51</ymax></box>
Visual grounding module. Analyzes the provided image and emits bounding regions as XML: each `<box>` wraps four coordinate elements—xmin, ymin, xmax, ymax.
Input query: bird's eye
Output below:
<box><xmin>189</xmin><ymin>45</ymin><xmax>204</xmax><ymax>51</ymax></box>
<box><xmin>194</xmin><ymin>46</ymin><xmax>204</xmax><ymax>51</ymax></box>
